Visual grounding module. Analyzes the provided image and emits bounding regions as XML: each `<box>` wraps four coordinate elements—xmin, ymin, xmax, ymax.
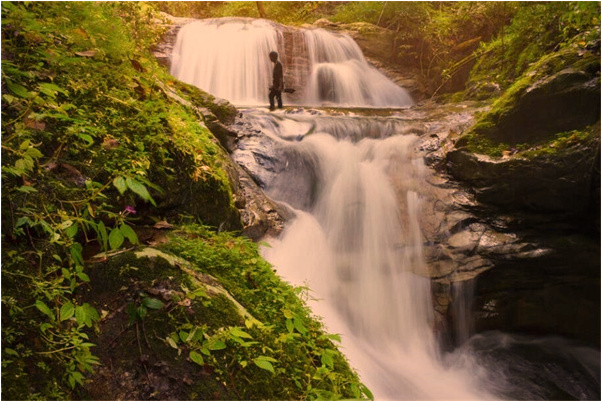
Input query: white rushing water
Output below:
<box><xmin>259</xmin><ymin>124</ymin><xmax>493</xmax><ymax>400</ymax></box>
<box><xmin>170</xmin><ymin>18</ymin><xmax>413</xmax><ymax>107</ymax></box>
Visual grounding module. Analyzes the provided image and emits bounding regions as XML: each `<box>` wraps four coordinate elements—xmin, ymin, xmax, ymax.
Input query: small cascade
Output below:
<box><xmin>170</xmin><ymin>18</ymin><xmax>413</xmax><ymax>107</ymax></box>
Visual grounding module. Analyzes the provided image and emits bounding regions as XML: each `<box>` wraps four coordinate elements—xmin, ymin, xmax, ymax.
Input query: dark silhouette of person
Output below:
<box><xmin>269</xmin><ymin>51</ymin><xmax>283</xmax><ymax>110</ymax></box>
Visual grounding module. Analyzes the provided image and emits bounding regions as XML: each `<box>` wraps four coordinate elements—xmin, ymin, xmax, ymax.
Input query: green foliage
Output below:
<box><xmin>161</xmin><ymin>225</ymin><xmax>372</xmax><ymax>400</ymax></box>
<box><xmin>1</xmin><ymin>1</ymin><xmax>237</xmax><ymax>398</ymax></box>
<box><xmin>469</xmin><ymin>1</ymin><xmax>601</xmax><ymax>90</ymax></box>
<box><xmin>152</xmin><ymin>1</ymin><xmax>336</xmax><ymax>26</ymax></box>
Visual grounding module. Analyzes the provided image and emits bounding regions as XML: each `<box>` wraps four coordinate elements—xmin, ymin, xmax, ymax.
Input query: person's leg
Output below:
<box><xmin>277</xmin><ymin>91</ymin><xmax>282</xmax><ymax>109</ymax></box>
<box><xmin>269</xmin><ymin>89</ymin><xmax>275</xmax><ymax>110</ymax></box>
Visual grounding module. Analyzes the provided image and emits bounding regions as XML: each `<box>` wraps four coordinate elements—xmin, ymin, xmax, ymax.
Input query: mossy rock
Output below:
<box><xmin>169</xmin><ymin>79</ymin><xmax>238</xmax><ymax>125</ymax></box>
<box><xmin>81</xmin><ymin>246</ymin><xmax>246</xmax><ymax>400</ymax></box>
<box><xmin>448</xmin><ymin>124</ymin><xmax>600</xmax><ymax>215</ymax></box>
<box><xmin>80</xmin><ymin>226</ymin><xmax>369</xmax><ymax>400</ymax></box>
<box><xmin>463</xmin><ymin>46</ymin><xmax>600</xmax><ymax>148</ymax></box>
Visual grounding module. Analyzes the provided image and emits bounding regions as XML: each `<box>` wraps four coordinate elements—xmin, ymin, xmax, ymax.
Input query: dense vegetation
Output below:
<box><xmin>1</xmin><ymin>2</ymin><xmax>368</xmax><ymax>399</ymax></box>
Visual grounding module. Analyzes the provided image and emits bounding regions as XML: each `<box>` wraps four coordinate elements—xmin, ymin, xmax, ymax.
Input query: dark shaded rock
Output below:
<box><xmin>206</xmin><ymin>120</ymin><xmax>238</xmax><ymax>153</ymax></box>
<box><xmin>472</xmin><ymin>233</ymin><xmax>601</xmax><ymax>346</ymax></box>
<box><xmin>446</xmin><ymin>133</ymin><xmax>599</xmax><ymax>214</ymax></box>
<box><xmin>493</xmin><ymin>69</ymin><xmax>600</xmax><ymax>144</ymax></box>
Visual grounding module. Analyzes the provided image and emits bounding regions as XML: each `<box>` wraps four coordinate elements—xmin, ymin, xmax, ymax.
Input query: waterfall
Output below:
<box><xmin>171</xmin><ymin>18</ymin><xmax>600</xmax><ymax>399</ymax></box>
<box><xmin>171</xmin><ymin>18</ymin><xmax>280</xmax><ymax>106</ymax></box>
<box><xmin>244</xmin><ymin>110</ymin><xmax>493</xmax><ymax>400</ymax></box>
<box><xmin>235</xmin><ymin>108</ymin><xmax>601</xmax><ymax>400</ymax></box>
<box><xmin>170</xmin><ymin>18</ymin><xmax>413</xmax><ymax>108</ymax></box>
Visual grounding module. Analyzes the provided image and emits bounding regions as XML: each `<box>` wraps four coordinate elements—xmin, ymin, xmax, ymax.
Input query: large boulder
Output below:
<box><xmin>447</xmin><ymin>128</ymin><xmax>600</xmax><ymax>214</ymax></box>
<box><xmin>464</xmin><ymin>46</ymin><xmax>600</xmax><ymax>146</ymax></box>
<box><xmin>471</xmin><ymin>232</ymin><xmax>601</xmax><ymax>346</ymax></box>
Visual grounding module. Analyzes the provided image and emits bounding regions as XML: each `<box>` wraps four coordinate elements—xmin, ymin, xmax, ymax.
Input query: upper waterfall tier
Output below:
<box><xmin>170</xmin><ymin>18</ymin><xmax>413</xmax><ymax>108</ymax></box>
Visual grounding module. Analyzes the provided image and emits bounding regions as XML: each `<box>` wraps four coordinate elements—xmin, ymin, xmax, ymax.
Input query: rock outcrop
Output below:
<box><xmin>447</xmin><ymin>131</ymin><xmax>600</xmax><ymax>214</ymax></box>
<box><xmin>438</xmin><ymin>44</ymin><xmax>601</xmax><ymax>348</ymax></box>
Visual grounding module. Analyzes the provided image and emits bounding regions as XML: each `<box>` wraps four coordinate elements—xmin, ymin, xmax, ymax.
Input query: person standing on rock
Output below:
<box><xmin>269</xmin><ymin>51</ymin><xmax>283</xmax><ymax>110</ymax></box>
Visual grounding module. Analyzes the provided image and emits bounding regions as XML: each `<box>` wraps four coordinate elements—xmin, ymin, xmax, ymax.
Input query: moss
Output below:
<box><xmin>462</xmin><ymin>43</ymin><xmax>600</xmax><ymax>154</ymax></box>
<box><xmin>149</xmin><ymin>105</ymin><xmax>241</xmax><ymax>229</ymax></box>
<box><xmin>158</xmin><ymin>225</ymin><xmax>369</xmax><ymax>400</ymax></box>
<box><xmin>168</xmin><ymin>79</ymin><xmax>238</xmax><ymax>124</ymax></box>
<box><xmin>519</xmin><ymin>125</ymin><xmax>599</xmax><ymax>159</ymax></box>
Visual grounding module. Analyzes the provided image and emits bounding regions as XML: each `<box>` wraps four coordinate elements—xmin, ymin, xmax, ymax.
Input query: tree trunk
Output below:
<box><xmin>256</xmin><ymin>1</ymin><xmax>267</xmax><ymax>19</ymax></box>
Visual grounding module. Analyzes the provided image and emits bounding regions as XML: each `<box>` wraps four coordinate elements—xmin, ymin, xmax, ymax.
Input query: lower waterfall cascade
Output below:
<box><xmin>234</xmin><ymin>108</ymin><xmax>601</xmax><ymax>401</ymax></box>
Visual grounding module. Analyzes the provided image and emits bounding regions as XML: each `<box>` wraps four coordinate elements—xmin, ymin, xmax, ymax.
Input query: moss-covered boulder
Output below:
<box><xmin>460</xmin><ymin>46</ymin><xmax>600</xmax><ymax>148</ymax></box>
<box><xmin>449</xmin><ymin>43</ymin><xmax>600</xmax><ymax>217</ymax></box>
<box><xmin>79</xmin><ymin>226</ymin><xmax>370</xmax><ymax>400</ymax></box>
<box><xmin>447</xmin><ymin>123</ymin><xmax>600</xmax><ymax>214</ymax></box>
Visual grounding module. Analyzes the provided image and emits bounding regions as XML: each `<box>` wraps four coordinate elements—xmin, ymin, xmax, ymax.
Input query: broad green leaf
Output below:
<box><xmin>186</xmin><ymin>328</ymin><xmax>197</xmax><ymax>342</ymax></box>
<box><xmin>282</xmin><ymin>309</ymin><xmax>295</xmax><ymax>319</ymax></box>
<box><xmin>255</xmin><ymin>355</ymin><xmax>277</xmax><ymax>363</ymax></box>
<box><xmin>207</xmin><ymin>339</ymin><xmax>226</xmax><ymax>351</ymax></box>
<box><xmin>126</xmin><ymin>177</ymin><xmax>155</xmax><ymax>206</ymax></box>
<box><xmin>285</xmin><ymin>318</ymin><xmax>294</xmax><ymax>334</ymax></box>
<box><xmin>120</xmin><ymin>223</ymin><xmax>138</xmax><ymax>245</ymax></box>
<box><xmin>60</xmin><ymin>302</ymin><xmax>75</xmax><ymax>321</ymax></box>
<box><xmin>293</xmin><ymin>316</ymin><xmax>307</xmax><ymax>335</ymax></box>
<box><xmin>230</xmin><ymin>327</ymin><xmax>253</xmax><ymax>339</ymax></box>
<box><xmin>59</xmin><ymin>220</ymin><xmax>74</xmax><ymax>230</ymax></box>
<box><xmin>7</xmin><ymin>81</ymin><xmax>33</xmax><ymax>98</ymax></box>
<box><xmin>75</xmin><ymin>303</ymin><xmax>99</xmax><ymax>327</ymax></box>
<box><xmin>113</xmin><ymin>176</ymin><xmax>127</xmax><ymax>195</ymax></box>
<box><xmin>320</xmin><ymin>349</ymin><xmax>335</xmax><ymax>368</ymax></box>
<box><xmin>69</xmin><ymin>243</ymin><xmax>84</xmax><ymax>266</ymax></box>
<box><xmin>25</xmin><ymin>147</ymin><xmax>43</xmax><ymax>158</ymax></box>
<box><xmin>253</xmin><ymin>357</ymin><xmax>275</xmax><ymax>373</ymax></box>
<box><xmin>83</xmin><ymin>303</ymin><xmax>99</xmax><ymax>321</ymax></box>
<box><xmin>19</xmin><ymin>140</ymin><xmax>31</xmax><ymax>150</ymax></box>
<box><xmin>142</xmin><ymin>297</ymin><xmax>164</xmax><ymax>310</ymax></box>
<box><xmin>166</xmin><ymin>336</ymin><xmax>178</xmax><ymax>349</ymax></box>
<box><xmin>35</xmin><ymin>300</ymin><xmax>55</xmax><ymax>321</ymax></box>
<box><xmin>39</xmin><ymin>82</ymin><xmax>68</xmax><ymax>98</ymax></box>
<box><xmin>320</xmin><ymin>333</ymin><xmax>342</xmax><ymax>343</ymax></box>
<box><xmin>189</xmin><ymin>350</ymin><xmax>204</xmax><ymax>366</ymax></box>
<box><xmin>4</xmin><ymin>348</ymin><xmax>19</xmax><ymax>357</ymax></box>
<box><xmin>108</xmin><ymin>227</ymin><xmax>124</xmax><ymax>250</ymax></box>
<box><xmin>17</xmin><ymin>185</ymin><xmax>37</xmax><ymax>193</ymax></box>
<box><xmin>76</xmin><ymin>271</ymin><xmax>90</xmax><ymax>282</ymax></box>
<box><xmin>361</xmin><ymin>383</ymin><xmax>374</xmax><ymax>400</ymax></box>
<box><xmin>78</xmin><ymin>133</ymin><xmax>94</xmax><ymax>145</ymax></box>
<box><xmin>65</xmin><ymin>222</ymin><xmax>78</xmax><ymax>239</ymax></box>
<box><xmin>97</xmin><ymin>220</ymin><xmax>108</xmax><ymax>250</ymax></box>
<box><xmin>137</xmin><ymin>306</ymin><xmax>147</xmax><ymax>319</ymax></box>
<box><xmin>15</xmin><ymin>216</ymin><xmax>31</xmax><ymax>228</ymax></box>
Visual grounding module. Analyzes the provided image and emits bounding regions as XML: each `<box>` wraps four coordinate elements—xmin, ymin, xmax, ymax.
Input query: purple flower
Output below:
<box><xmin>124</xmin><ymin>205</ymin><xmax>136</xmax><ymax>214</ymax></box>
